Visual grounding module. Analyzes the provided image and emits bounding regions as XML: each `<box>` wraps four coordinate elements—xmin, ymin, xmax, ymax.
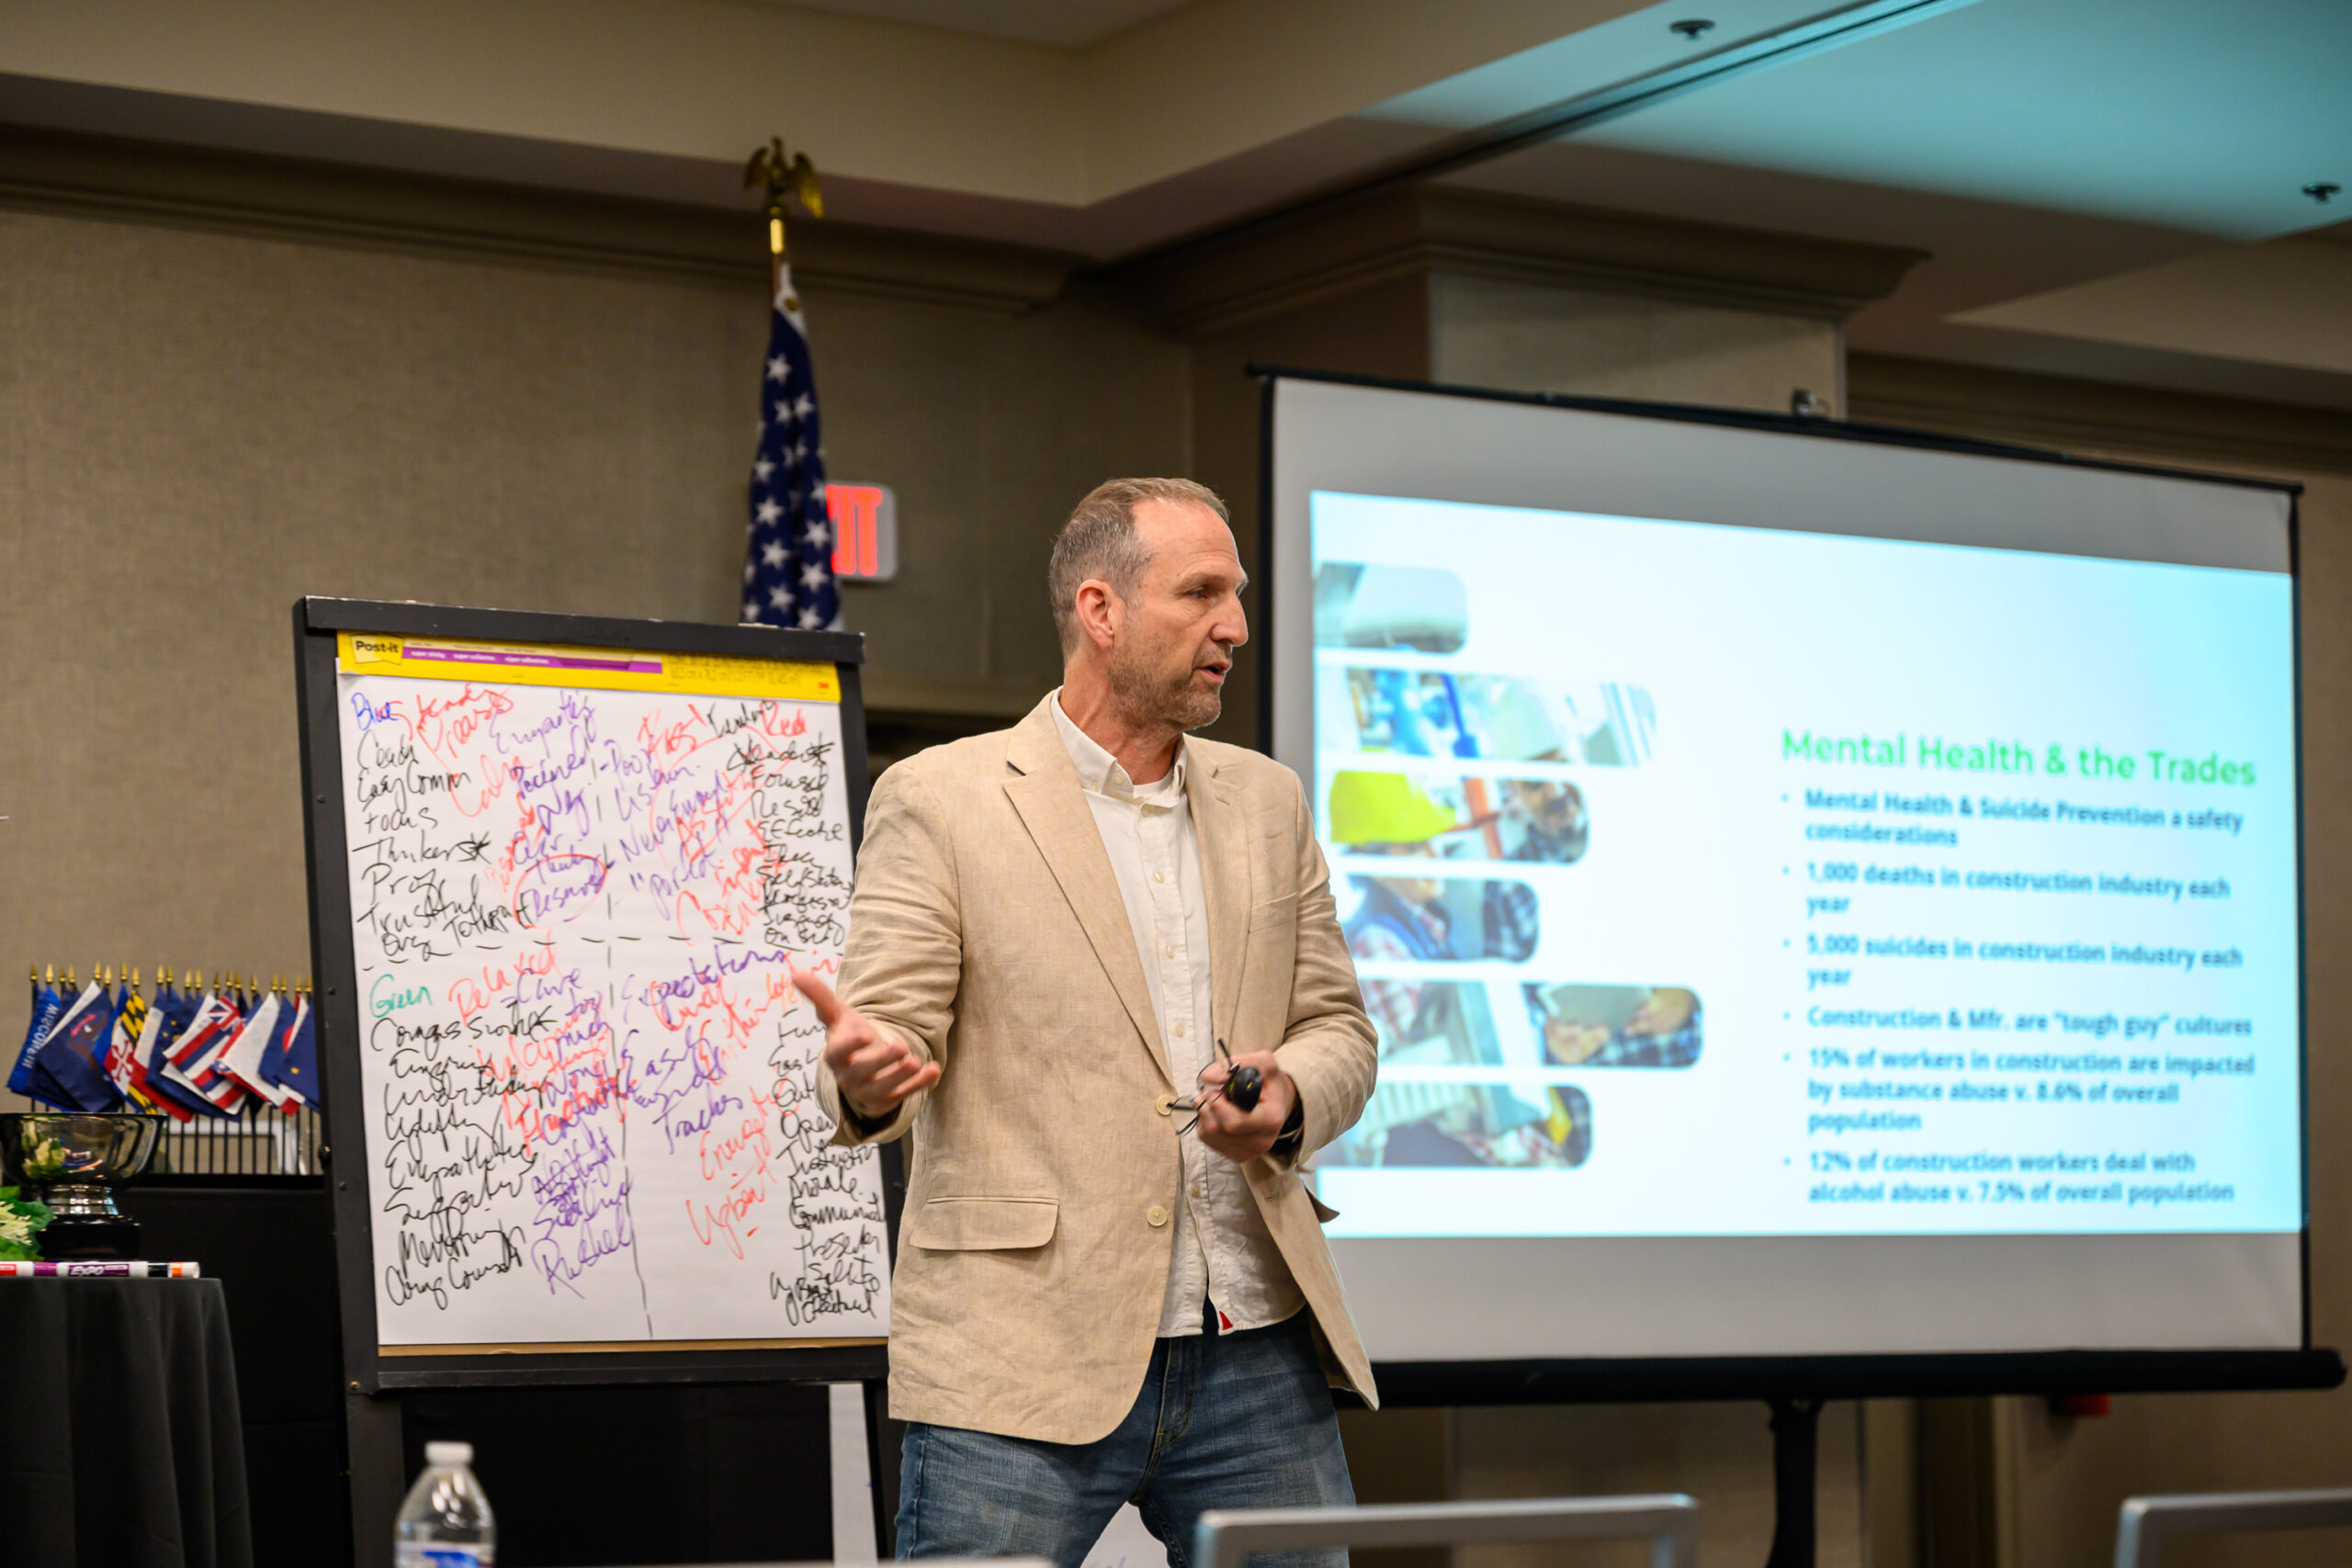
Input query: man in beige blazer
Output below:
<box><xmin>796</xmin><ymin>478</ymin><xmax>1378</xmax><ymax>1566</ymax></box>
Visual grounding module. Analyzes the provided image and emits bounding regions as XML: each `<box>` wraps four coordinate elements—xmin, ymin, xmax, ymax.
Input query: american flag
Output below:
<box><xmin>741</xmin><ymin>262</ymin><xmax>840</xmax><ymax>629</ymax></box>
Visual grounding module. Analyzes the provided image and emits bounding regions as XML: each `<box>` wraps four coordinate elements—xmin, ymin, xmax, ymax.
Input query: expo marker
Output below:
<box><xmin>0</xmin><ymin>1260</ymin><xmax>202</xmax><ymax>1278</ymax></box>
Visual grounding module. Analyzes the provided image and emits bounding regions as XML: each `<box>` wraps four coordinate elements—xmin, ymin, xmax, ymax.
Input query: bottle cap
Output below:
<box><xmin>424</xmin><ymin>1441</ymin><xmax>473</xmax><ymax>1467</ymax></box>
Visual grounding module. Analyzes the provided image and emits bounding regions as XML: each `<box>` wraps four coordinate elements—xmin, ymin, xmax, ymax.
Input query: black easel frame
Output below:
<box><xmin>293</xmin><ymin>597</ymin><xmax>905</xmax><ymax>1566</ymax></box>
<box><xmin>1252</xmin><ymin>369</ymin><xmax>2341</xmax><ymax>1568</ymax></box>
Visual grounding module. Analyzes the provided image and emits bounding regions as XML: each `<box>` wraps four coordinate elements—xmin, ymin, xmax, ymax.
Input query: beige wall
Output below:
<box><xmin>1</xmin><ymin>204</ymin><xmax>753</xmax><ymax>1034</ymax></box>
<box><xmin>0</xmin><ymin>137</ymin><xmax>1184</xmax><ymax>1077</ymax></box>
<box><xmin>818</xmin><ymin>276</ymin><xmax>1189</xmax><ymax>715</ymax></box>
<box><xmin>1430</xmin><ymin>274</ymin><xmax>1841</xmax><ymax>413</ymax></box>
<box><xmin>1150</xmin><ymin>183</ymin><xmax>1910</xmax><ymax>753</ymax></box>
<box><xmin>1183</xmin><ymin>274</ymin><xmax>1439</xmax><ymax>753</ymax></box>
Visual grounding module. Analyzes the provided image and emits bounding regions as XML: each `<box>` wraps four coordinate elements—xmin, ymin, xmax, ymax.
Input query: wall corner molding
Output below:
<box><xmin>0</xmin><ymin>124</ymin><xmax>1078</xmax><ymax>315</ymax></box>
<box><xmin>1848</xmin><ymin>353</ymin><xmax>2352</xmax><ymax>478</ymax></box>
<box><xmin>1114</xmin><ymin>184</ymin><xmax>1925</xmax><ymax>338</ymax></box>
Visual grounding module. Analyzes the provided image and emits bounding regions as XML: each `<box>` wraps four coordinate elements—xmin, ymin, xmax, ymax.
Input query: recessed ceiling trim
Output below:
<box><xmin>748</xmin><ymin>0</ymin><xmax>1192</xmax><ymax>50</ymax></box>
<box><xmin>1117</xmin><ymin>186</ymin><xmax>1924</xmax><ymax>337</ymax></box>
<box><xmin>1364</xmin><ymin>0</ymin><xmax>1979</xmax><ymax>191</ymax></box>
<box><xmin>1160</xmin><ymin>0</ymin><xmax>1978</xmax><ymax>262</ymax></box>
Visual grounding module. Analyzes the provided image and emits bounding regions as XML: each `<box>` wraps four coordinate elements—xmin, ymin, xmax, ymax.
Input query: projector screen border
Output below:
<box><xmin>1244</xmin><ymin>365</ymin><xmax>2307</xmax><ymax>526</ymax></box>
<box><xmin>1351</xmin><ymin>1347</ymin><xmax>2344</xmax><ymax>1408</ymax></box>
<box><xmin>1253</xmin><ymin>367</ymin><xmax>2321</xmax><ymax>1402</ymax></box>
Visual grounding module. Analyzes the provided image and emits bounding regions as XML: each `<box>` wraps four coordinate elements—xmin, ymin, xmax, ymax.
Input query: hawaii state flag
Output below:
<box><xmin>163</xmin><ymin>981</ymin><xmax>250</xmax><ymax>1117</ymax></box>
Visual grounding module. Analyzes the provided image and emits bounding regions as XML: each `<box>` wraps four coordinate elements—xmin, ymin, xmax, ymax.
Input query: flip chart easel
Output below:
<box><xmin>293</xmin><ymin>598</ymin><xmax>901</xmax><ymax>1567</ymax></box>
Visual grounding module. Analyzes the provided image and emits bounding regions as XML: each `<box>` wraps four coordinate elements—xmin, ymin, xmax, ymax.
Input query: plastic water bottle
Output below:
<box><xmin>394</xmin><ymin>1440</ymin><xmax>496</xmax><ymax>1568</ymax></box>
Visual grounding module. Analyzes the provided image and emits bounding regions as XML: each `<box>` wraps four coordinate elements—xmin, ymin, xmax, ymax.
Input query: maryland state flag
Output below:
<box><xmin>103</xmin><ymin>967</ymin><xmax>157</xmax><ymax>1111</ymax></box>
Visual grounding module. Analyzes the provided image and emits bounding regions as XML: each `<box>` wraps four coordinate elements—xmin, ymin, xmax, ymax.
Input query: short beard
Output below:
<box><xmin>1110</xmin><ymin>641</ymin><xmax>1223</xmax><ymax>735</ymax></box>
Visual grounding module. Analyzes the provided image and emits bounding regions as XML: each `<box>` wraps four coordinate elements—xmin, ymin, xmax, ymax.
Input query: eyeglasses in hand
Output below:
<box><xmin>1170</xmin><ymin>1039</ymin><xmax>1262</xmax><ymax>1134</ymax></box>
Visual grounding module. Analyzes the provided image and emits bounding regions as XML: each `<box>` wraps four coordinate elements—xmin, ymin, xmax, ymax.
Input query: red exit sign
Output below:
<box><xmin>825</xmin><ymin>483</ymin><xmax>898</xmax><ymax>581</ymax></box>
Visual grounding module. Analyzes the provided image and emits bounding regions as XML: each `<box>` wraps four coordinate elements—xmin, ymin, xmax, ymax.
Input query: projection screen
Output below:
<box><xmin>1266</xmin><ymin>374</ymin><xmax>2305</xmax><ymax>1367</ymax></box>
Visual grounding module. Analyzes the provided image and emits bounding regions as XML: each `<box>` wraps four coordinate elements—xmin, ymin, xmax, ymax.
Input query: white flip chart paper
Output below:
<box><xmin>332</xmin><ymin>633</ymin><xmax>889</xmax><ymax>1346</ymax></box>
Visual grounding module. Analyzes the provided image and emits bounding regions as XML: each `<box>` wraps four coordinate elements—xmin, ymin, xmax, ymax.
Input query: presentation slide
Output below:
<box><xmin>1307</xmin><ymin>492</ymin><xmax>2299</xmax><ymax>1243</ymax></box>
<box><xmin>1268</xmin><ymin>376</ymin><xmax>2305</xmax><ymax>1360</ymax></box>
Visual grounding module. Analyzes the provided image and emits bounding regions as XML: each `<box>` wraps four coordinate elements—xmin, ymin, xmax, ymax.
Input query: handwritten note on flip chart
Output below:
<box><xmin>334</xmin><ymin>632</ymin><xmax>888</xmax><ymax>1346</ymax></box>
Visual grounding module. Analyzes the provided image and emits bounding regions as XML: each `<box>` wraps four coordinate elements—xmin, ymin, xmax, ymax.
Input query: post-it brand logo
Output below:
<box><xmin>353</xmin><ymin>637</ymin><xmax>402</xmax><ymax>659</ymax></box>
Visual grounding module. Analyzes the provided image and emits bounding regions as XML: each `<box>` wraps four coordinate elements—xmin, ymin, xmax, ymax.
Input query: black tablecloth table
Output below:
<box><xmin>0</xmin><ymin>1279</ymin><xmax>254</xmax><ymax>1568</ymax></box>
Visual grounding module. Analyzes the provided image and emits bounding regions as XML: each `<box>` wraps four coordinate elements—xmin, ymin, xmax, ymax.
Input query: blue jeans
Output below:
<box><xmin>895</xmin><ymin>1306</ymin><xmax>1354</xmax><ymax>1568</ymax></box>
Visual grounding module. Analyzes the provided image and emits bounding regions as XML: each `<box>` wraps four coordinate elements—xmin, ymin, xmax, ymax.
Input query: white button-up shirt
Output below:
<box><xmin>1050</xmin><ymin>692</ymin><xmax>1304</xmax><ymax>1337</ymax></box>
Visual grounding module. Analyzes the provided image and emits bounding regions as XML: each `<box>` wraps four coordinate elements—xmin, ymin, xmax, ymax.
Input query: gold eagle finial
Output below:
<box><xmin>744</xmin><ymin>136</ymin><xmax>824</xmax><ymax>258</ymax></box>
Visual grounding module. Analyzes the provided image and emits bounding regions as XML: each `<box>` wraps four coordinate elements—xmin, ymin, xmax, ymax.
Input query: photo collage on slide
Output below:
<box><xmin>1313</xmin><ymin>560</ymin><xmax>1700</xmax><ymax>1173</ymax></box>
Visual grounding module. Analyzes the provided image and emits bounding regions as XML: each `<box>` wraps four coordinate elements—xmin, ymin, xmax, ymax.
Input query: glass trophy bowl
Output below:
<box><xmin>0</xmin><ymin>1111</ymin><xmax>166</xmax><ymax>1259</ymax></box>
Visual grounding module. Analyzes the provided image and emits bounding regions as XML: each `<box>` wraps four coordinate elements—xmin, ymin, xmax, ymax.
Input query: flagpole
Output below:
<box><xmin>768</xmin><ymin>192</ymin><xmax>786</xmax><ymax>300</ymax></box>
<box><xmin>739</xmin><ymin>133</ymin><xmax>842</xmax><ymax>632</ymax></box>
<box><xmin>744</xmin><ymin>134</ymin><xmax>823</xmax><ymax>306</ymax></box>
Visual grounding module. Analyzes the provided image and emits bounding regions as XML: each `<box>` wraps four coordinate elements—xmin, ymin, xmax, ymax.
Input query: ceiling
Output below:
<box><xmin>1407</xmin><ymin>0</ymin><xmax>2352</xmax><ymax>403</ymax></box>
<box><xmin>749</xmin><ymin>0</ymin><xmax>1193</xmax><ymax>48</ymax></box>
<box><xmin>4</xmin><ymin>0</ymin><xmax>2347</xmax><ymax>406</ymax></box>
<box><xmin>1392</xmin><ymin>0</ymin><xmax>2349</xmax><ymax>242</ymax></box>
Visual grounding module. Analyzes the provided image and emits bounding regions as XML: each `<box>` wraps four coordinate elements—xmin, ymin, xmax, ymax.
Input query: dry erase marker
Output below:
<box><xmin>0</xmin><ymin>1260</ymin><xmax>202</xmax><ymax>1278</ymax></box>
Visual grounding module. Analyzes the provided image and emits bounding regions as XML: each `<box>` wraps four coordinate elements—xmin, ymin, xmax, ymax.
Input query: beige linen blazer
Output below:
<box><xmin>816</xmin><ymin>695</ymin><xmax>1380</xmax><ymax>1443</ymax></box>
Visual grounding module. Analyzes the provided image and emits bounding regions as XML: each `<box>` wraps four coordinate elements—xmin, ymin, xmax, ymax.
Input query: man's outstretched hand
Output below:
<box><xmin>795</xmin><ymin>968</ymin><xmax>940</xmax><ymax>1123</ymax></box>
<box><xmin>1195</xmin><ymin>1052</ymin><xmax>1297</xmax><ymax>1164</ymax></box>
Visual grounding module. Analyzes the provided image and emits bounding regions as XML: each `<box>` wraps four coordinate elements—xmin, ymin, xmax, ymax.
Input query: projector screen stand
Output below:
<box><xmin>1762</xmin><ymin>1395</ymin><xmax>1826</xmax><ymax>1568</ymax></box>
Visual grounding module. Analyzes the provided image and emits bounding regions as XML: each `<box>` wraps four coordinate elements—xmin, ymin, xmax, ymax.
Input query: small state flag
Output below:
<box><xmin>104</xmin><ymin>972</ymin><xmax>156</xmax><ymax>1110</ymax></box>
<box><xmin>143</xmin><ymin>976</ymin><xmax>214</xmax><ymax>1122</ymax></box>
<box><xmin>220</xmin><ymin>988</ymin><xmax>297</xmax><ymax>1111</ymax></box>
<box><xmin>34</xmin><ymin>976</ymin><xmax>121</xmax><ymax>1111</ymax></box>
<box><xmin>158</xmin><ymin>987</ymin><xmax>224</xmax><ymax>1105</ymax></box>
<box><xmin>192</xmin><ymin>983</ymin><xmax>254</xmax><ymax>1116</ymax></box>
<box><xmin>131</xmin><ymin>975</ymin><xmax>198</xmax><ymax>1123</ymax></box>
<box><xmin>259</xmin><ymin>989</ymin><xmax>319</xmax><ymax>1110</ymax></box>
<box><xmin>283</xmin><ymin>993</ymin><xmax>319</xmax><ymax>1106</ymax></box>
<box><xmin>740</xmin><ymin>262</ymin><xmax>841</xmax><ymax>633</ymax></box>
<box><xmin>163</xmin><ymin>982</ymin><xmax>250</xmax><ymax>1117</ymax></box>
<box><xmin>9</xmin><ymin>969</ymin><xmax>66</xmax><ymax>1100</ymax></box>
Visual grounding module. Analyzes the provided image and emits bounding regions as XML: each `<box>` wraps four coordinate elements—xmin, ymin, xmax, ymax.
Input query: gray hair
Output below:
<box><xmin>1047</xmin><ymin>478</ymin><xmax>1230</xmax><ymax>653</ymax></box>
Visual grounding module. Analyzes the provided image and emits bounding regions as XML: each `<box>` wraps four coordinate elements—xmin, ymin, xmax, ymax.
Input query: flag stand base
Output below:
<box><xmin>42</xmin><ymin>1213</ymin><xmax>141</xmax><ymax>1259</ymax></box>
